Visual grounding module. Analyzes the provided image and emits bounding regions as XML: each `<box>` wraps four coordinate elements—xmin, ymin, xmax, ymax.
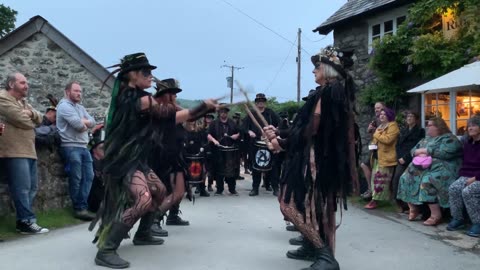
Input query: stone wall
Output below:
<box><xmin>0</xmin><ymin>32</ymin><xmax>111</xmax><ymax>117</ymax></box>
<box><xmin>0</xmin><ymin>146</ymin><xmax>70</xmax><ymax>216</ymax></box>
<box><xmin>0</xmin><ymin>32</ymin><xmax>111</xmax><ymax>215</ymax></box>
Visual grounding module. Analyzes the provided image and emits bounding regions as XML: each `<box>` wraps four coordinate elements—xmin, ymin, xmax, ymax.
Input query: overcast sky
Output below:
<box><xmin>3</xmin><ymin>0</ymin><xmax>346</xmax><ymax>101</ymax></box>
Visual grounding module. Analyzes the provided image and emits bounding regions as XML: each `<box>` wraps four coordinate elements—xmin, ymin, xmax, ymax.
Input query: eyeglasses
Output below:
<box><xmin>140</xmin><ymin>69</ymin><xmax>152</xmax><ymax>77</ymax></box>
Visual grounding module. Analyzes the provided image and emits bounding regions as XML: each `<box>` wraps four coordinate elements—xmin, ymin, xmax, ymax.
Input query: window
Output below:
<box><xmin>455</xmin><ymin>91</ymin><xmax>480</xmax><ymax>135</ymax></box>
<box><xmin>424</xmin><ymin>93</ymin><xmax>451</xmax><ymax>128</ymax></box>
<box><xmin>368</xmin><ymin>15</ymin><xmax>407</xmax><ymax>51</ymax></box>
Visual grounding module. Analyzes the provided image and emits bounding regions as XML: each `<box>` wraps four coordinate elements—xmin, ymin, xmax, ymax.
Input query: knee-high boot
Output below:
<box><xmin>301</xmin><ymin>246</ymin><xmax>339</xmax><ymax>270</ymax></box>
<box><xmin>133</xmin><ymin>212</ymin><xmax>165</xmax><ymax>245</ymax></box>
<box><xmin>95</xmin><ymin>222</ymin><xmax>131</xmax><ymax>269</ymax></box>
<box><xmin>286</xmin><ymin>238</ymin><xmax>315</xmax><ymax>261</ymax></box>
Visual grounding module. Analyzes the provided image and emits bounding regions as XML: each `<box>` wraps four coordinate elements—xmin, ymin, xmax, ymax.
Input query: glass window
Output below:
<box><xmin>424</xmin><ymin>93</ymin><xmax>450</xmax><ymax>128</ymax></box>
<box><xmin>397</xmin><ymin>16</ymin><xmax>406</xmax><ymax>26</ymax></box>
<box><xmin>372</xmin><ymin>24</ymin><xmax>381</xmax><ymax>36</ymax></box>
<box><xmin>384</xmin><ymin>20</ymin><xmax>393</xmax><ymax>33</ymax></box>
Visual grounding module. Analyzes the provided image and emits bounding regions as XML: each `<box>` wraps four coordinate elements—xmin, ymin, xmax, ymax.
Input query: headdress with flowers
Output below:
<box><xmin>311</xmin><ymin>45</ymin><xmax>348</xmax><ymax>78</ymax></box>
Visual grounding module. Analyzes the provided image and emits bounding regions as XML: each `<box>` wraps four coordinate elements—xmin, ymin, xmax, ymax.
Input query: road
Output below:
<box><xmin>0</xmin><ymin>176</ymin><xmax>479</xmax><ymax>270</ymax></box>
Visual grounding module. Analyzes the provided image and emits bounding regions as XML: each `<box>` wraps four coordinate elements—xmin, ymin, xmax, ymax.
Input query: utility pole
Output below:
<box><xmin>296</xmin><ymin>28</ymin><xmax>302</xmax><ymax>103</ymax></box>
<box><xmin>222</xmin><ymin>64</ymin><xmax>244</xmax><ymax>103</ymax></box>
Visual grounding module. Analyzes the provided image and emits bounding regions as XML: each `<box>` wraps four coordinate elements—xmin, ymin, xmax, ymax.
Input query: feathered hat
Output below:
<box><xmin>311</xmin><ymin>45</ymin><xmax>353</xmax><ymax>78</ymax></box>
<box><xmin>153</xmin><ymin>78</ymin><xmax>182</xmax><ymax>97</ymax></box>
<box><xmin>45</xmin><ymin>94</ymin><xmax>59</xmax><ymax>112</ymax></box>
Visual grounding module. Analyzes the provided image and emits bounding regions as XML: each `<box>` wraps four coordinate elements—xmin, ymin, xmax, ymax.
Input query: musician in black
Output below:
<box><xmin>207</xmin><ymin>106</ymin><xmax>240</xmax><ymax>195</ymax></box>
<box><xmin>203</xmin><ymin>114</ymin><xmax>215</xmax><ymax>192</ymax></box>
<box><xmin>244</xmin><ymin>93</ymin><xmax>280</xmax><ymax>196</ymax></box>
<box><xmin>232</xmin><ymin>112</ymin><xmax>247</xmax><ymax>180</ymax></box>
<box><xmin>184</xmin><ymin>120</ymin><xmax>210</xmax><ymax>197</ymax></box>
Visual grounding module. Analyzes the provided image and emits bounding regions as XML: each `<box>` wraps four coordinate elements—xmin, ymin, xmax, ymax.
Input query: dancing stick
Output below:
<box><xmin>236</xmin><ymin>81</ymin><xmax>269</xmax><ymax>127</ymax></box>
<box><xmin>243</xmin><ymin>104</ymin><xmax>276</xmax><ymax>151</ymax></box>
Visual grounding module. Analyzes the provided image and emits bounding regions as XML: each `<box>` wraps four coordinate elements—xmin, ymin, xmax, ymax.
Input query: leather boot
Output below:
<box><xmin>95</xmin><ymin>222</ymin><xmax>131</xmax><ymax>269</ymax></box>
<box><xmin>133</xmin><ymin>212</ymin><xmax>165</xmax><ymax>245</ymax></box>
<box><xmin>249</xmin><ymin>189</ymin><xmax>259</xmax><ymax>196</ymax></box>
<box><xmin>166</xmin><ymin>206</ymin><xmax>190</xmax><ymax>226</ymax></box>
<box><xmin>289</xmin><ymin>234</ymin><xmax>304</xmax><ymax>246</ymax></box>
<box><xmin>286</xmin><ymin>239</ymin><xmax>315</xmax><ymax>261</ymax></box>
<box><xmin>301</xmin><ymin>246</ymin><xmax>339</xmax><ymax>270</ymax></box>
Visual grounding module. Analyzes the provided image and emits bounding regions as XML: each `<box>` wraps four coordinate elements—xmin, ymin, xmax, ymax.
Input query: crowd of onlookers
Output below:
<box><xmin>360</xmin><ymin>101</ymin><xmax>480</xmax><ymax>238</ymax></box>
<box><xmin>0</xmin><ymin>72</ymin><xmax>104</xmax><ymax>235</ymax></box>
<box><xmin>1</xmin><ymin>72</ymin><xmax>478</xmax><ymax>240</ymax></box>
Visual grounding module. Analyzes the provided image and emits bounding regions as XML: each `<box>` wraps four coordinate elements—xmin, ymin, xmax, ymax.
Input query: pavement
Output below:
<box><xmin>0</xmin><ymin>173</ymin><xmax>479</xmax><ymax>270</ymax></box>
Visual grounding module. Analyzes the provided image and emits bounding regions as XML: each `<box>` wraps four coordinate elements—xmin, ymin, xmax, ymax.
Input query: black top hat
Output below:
<box><xmin>204</xmin><ymin>114</ymin><xmax>215</xmax><ymax>119</ymax></box>
<box><xmin>254</xmin><ymin>93</ymin><xmax>267</xmax><ymax>102</ymax></box>
<box><xmin>117</xmin><ymin>52</ymin><xmax>156</xmax><ymax>78</ymax></box>
<box><xmin>218</xmin><ymin>103</ymin><xmax>230</xmax><ymax>112</ymax></box>
<box><xmin>154</xmin><ymin>78</ymin><xmax>182</xmax><ymax>97</ymax></box>
<box><xmin>278</xmin><ymin>111</ymin><xmax>288</xmax><ymax>118</ymax></box>
<box><xmin>311</xmin><ymin>46</ymin><xmax>348</xmax><ymax>78</ymax></box>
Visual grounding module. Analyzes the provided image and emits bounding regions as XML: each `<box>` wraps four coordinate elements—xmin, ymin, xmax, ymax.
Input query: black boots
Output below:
<box><xmin>166</xmin><ymin>206</ymin><xmax>190</xmax><ymax>226</ymax></box>
<box><xmin>286</xmin><ymin>240</ymin><xmax>316</xmax><ymax>261</ymax></box>
<box><xmin>95</xmin><ymin>222</ymin><xmax>131</xmax><ymax>269</ymax></box>
<box><xmin>289</xmin><ymin>234</ymin><xmax>304</xmax><ymax>246</ymax></box>
<box><xmin>249</xmin><ymin>189</ymin><xmax>259</xmax><ymax>196</ymax></box>
<box><xmin>133</xmin><ymin>212</ymin><xmax>165</xmax><ymax>245</ymax></box>
<box><xmin>301</xmin><ymin>246</ymin><xmax>339</xmax><ymax>270</ymax></box>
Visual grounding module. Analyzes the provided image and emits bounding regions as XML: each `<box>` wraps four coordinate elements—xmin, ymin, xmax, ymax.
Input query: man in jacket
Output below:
<box><xmin>0</xmin><ymin>72</ymin><xmax>49</xmax><ymax>234</ymax></box>
<box><xmin>56</xmin><ymin>81</ymin><xmax>96</xmax><ymax>220</ymax></box>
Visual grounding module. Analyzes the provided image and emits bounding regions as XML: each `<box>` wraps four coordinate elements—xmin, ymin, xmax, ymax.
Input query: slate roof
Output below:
<box><xmin>314</xmin><ymin>0</ymin><xmax>414</xmax><ymax>35</ymax></box>
<box><xmin>0</xmin><ymin>15</ymin><xmax>114</xmax><ymax>88</ymax></box>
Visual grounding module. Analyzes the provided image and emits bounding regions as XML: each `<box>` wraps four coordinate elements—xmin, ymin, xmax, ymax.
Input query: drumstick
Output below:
<box><xmin>236</xmin><ymin>81</ymin><xmax>269</xmax><ymax>127</ymax></box>
<box><xmin>243</xmin><ymin>104</ymin><xmax>274</xmax><ymax>150</ymax></box>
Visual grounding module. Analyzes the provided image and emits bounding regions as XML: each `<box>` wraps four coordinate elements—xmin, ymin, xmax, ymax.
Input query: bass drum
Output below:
<box><xmin>214</xmin><ymin>145</ymin><xmax>239</xmax><ymax>178</ymax></box>
<box><xmin>252</xmin><ymin>140</ymin><xmax>272</xmax><ymax>172</ymax></box>
<box><xmin>184</xmin><ymin>154</ymin><xmax>205</xmax><ymax>185</ymax></box>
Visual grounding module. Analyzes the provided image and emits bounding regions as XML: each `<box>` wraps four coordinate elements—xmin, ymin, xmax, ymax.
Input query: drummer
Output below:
<box><xmin>203</xmin><ymin>114</ymin><xmax>215</xmax><ymax>192</ymax></box>
<box><xmin>207</xmin><ymin>105</ymin><xmax>240</xmax><ymax>195</ymax></box>
<box><xmin>244</xmin><ymin>93</ymin><xmax>280</xmax><ymax>196</ymax></box>
<box><xmin>184</xmin><ymin>120</ymin><xmax>210</xmax><ymax>197</ymax></box>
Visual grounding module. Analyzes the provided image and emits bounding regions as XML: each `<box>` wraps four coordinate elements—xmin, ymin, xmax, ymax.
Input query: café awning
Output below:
<box><xmin>407</xmin><ymin>61</ymin><xmax>480</xmax><ymax>93</ymax></box>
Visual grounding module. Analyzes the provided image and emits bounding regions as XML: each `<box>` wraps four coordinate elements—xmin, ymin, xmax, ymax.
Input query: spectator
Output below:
<box><xmin>87</xmin><ymin>123</ymin><xmax>105</xmax><ymax>213</ymax></box>
<box><xmin>35</xmin><ymin>95</ymin><xmax>60</xmax><ymax>148</ymax></box>
<box><xmin>0</xmin><ymin>72</ymin><xmax>49</xmax><ymax>234</ymax></box>
<box><xmin>447</xmin><ymin>115</ymin><xmax>480</xmax><ymax>237</ymax></box>
<box><xmin>397</xmin><ymin>117</ymin><xmax>462</xmax><ymax>226</ymax></box>
<box><xmin>360</xmin><ymin>101</ymin><xmax>386</xmax><ymax>199</ymax></box>
<box><xmin>392</xmin><ymin>111</ymin><xmax>425</xmax><ymax>212</ymax></box>
<box><xmin>364</xmin><ymin>108</ymin><xmax>400</xmax><ymax>209</ymax></box>
<box><xmin>56</xmin><ymin>81</ymin><xmax>96</xmax><ymax>221</ymax></box>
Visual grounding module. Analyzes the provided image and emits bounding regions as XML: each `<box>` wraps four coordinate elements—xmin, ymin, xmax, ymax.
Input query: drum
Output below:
<box><xmin>184</xmin><ymin>154</ymin><xmax>205</xmax><ymax>185</ymax></box>
<box><xmin>214</xmin><ymin>145</ymin><xmax>240</xmax><ymax>178</ymax></box>
<box><xmin>252</xmin><ymin>140</ymin><xmax>272</xmax><ymax>172</ymax></box>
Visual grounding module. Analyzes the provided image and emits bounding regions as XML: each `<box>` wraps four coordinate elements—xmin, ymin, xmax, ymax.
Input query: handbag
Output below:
<box><xmin>412</xmin><ymin>155</ymin><xmax>432</xmax><ymax>169</ymax></box>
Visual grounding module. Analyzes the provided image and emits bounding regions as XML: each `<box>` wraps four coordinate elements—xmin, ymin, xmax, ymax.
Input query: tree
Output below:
<box><xmin>0</xmin><ymin>4</ymin><xmax>17</xmax><ymax>38</ymax></box>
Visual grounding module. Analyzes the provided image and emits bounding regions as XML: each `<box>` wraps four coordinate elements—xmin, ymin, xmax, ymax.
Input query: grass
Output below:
<box><xmin>0</xmin><ymin>208</ymin><xmax>85</xmax><ymax>240</ymax></box>
<box><xmin>349</xmin><ymin>195</ymin><xmax>398</xmax><ymax>213</ymax></box>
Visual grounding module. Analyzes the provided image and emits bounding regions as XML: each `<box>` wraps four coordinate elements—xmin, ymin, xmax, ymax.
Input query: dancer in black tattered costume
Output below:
<box><xmin>265</xmin><ymin>46</ymin><xmax>357</xmax><ymax>270</ymax></box>
<box><xmin>89</xmin><ymin>53</ymin><xmax>216</xmax><ymax>269</ymax></box>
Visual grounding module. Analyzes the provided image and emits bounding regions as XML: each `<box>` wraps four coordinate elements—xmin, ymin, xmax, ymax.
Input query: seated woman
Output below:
<box><xmin>447</xmin><ymin>115</ymin><xmax>480</xmax><ymax>237</ymax></box>
<box><xmin>397</xmin><ymin>117</ymin><xmax>462</xmax><ymax>226</ymax></box>
<box><xmin>364</xmin><ymin>108</ymin><xmax>400</xmax><ymax>209</ymax></box>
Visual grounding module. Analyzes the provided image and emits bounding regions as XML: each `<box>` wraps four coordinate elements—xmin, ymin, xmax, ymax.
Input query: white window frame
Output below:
<box><xmin>367</xmin><ymin>6</ymin><xmax>409</xmax><ymax>52</ymax></box>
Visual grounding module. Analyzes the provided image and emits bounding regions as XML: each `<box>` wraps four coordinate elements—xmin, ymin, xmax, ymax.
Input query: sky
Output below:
<box><xmin>2</xmin><ymin>0</ymin><xmax>346</xmax><ymax>102</ymax></box>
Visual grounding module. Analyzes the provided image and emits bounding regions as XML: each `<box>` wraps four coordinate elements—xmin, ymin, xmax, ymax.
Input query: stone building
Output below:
<box><xmin>0</xmin><ymin>15</ymin><xmax>114</xmax><ymax>215</ymax></box>
<box><xmin>313</xmin><ymin>0</ymin><xmax>418</xmax><ymax>158</ymax></box>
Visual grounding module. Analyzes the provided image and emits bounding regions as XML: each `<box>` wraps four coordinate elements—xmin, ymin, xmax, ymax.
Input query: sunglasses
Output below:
<box><xmin>140</xmin><ymin>69</ymin><xmax>152</xmax><ymax>77</ymax></box>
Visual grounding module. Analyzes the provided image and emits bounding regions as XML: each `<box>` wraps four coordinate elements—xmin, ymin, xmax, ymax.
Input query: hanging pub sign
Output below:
<box><xmin>442</xmin><ymin>9</ymin><xmax>462</xmax><ymax>39</ymax></box>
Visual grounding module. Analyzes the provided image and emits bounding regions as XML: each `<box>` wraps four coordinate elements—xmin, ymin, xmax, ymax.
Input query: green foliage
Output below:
<box><xmin>0</xmin><ymin>4</ymin><xmax>17</xmax><ymax>37</ymax></box>
<box><xmin>361</xmin><ymin>0</ymin><xmax>480</xmax><ymax>107</ymax></box>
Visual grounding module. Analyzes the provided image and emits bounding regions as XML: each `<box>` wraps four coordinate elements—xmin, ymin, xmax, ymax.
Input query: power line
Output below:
<box><xmin>265</xmin><ymin>37</ymin><xmax>297</xmax><ymax>92</ymax></box>
<box><xmin>218</xmin><ymin>0</ymin><xmax>312</xmax><ymax>56</ymax></box>
<box><xmin>302</xmin><ymin>32</ymin><xmax>329</xmax><ymax>43</ymax></box>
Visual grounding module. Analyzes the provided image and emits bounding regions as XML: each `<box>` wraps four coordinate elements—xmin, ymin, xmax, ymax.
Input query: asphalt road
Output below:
<box><xmin>0</xmin><ymin>176</ymin><xmax>479</xmax><ymax>270</ymax></box>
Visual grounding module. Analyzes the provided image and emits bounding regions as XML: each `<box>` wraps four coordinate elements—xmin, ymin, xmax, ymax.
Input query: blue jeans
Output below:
<box><xmin>2</xmin><ymin>158</ymin><xmax>38</xmax><ymax>222</ymax></box>
<box><xmin>61</xmin><ymin>147</ymin><xmax>94</xmax><ymax>211</ymax></box>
